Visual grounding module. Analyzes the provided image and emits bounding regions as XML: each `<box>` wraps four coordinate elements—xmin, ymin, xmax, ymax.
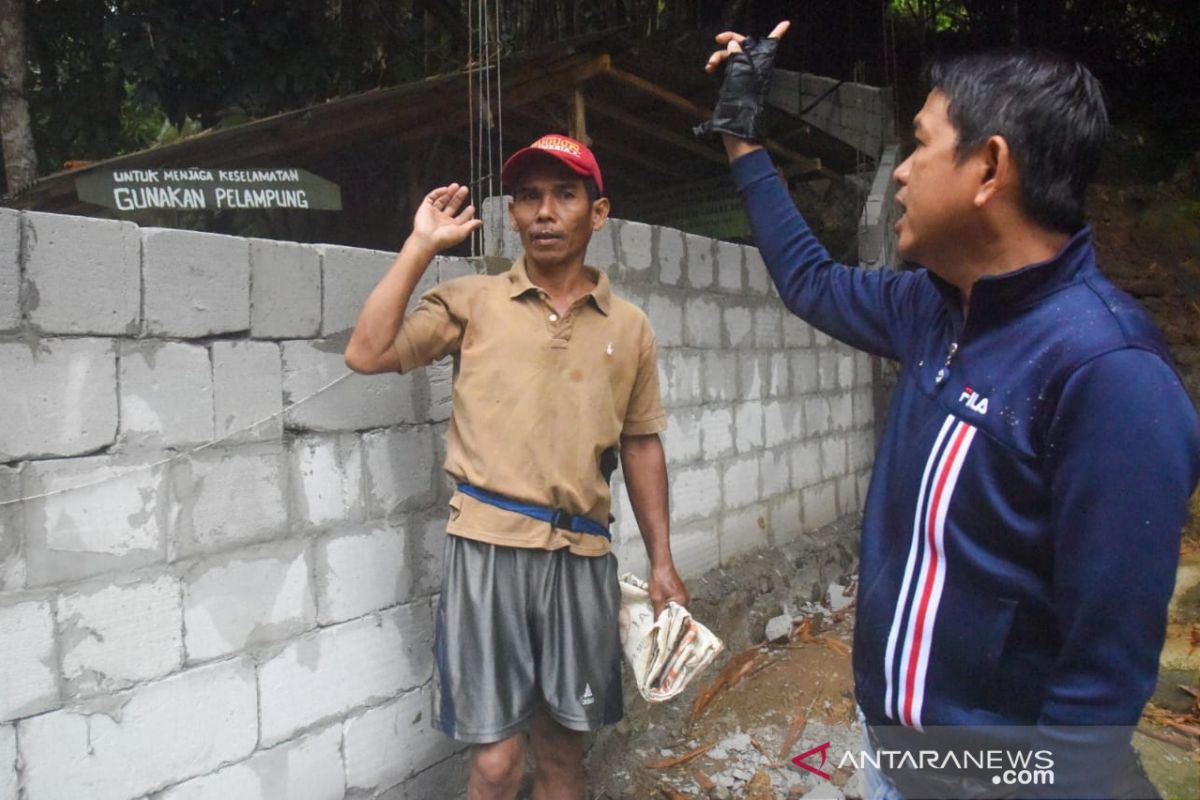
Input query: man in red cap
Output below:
<box><xmin>345</xmin><ymin>134</ymin><xmax>689</xmax><ymax>799</ymax></box>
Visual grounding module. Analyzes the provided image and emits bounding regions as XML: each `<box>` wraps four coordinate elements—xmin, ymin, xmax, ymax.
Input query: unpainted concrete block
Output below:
<box><xmin>699</xmin><ymin>406</ymin><xmax>735</xmax><ymax>461</ymax></box>
<box><xmin>701</xmin><ymin>351</ymin><xmax>738</xmax><ymax>403</ymax></box>
<box><xmin>744</xmin><ymin>246</ymin><xmax>770</xmax><ymax>295</ymax></box>
<box><xmin>250</xmin><ymin>238</ymin><xmax>321</xmax><ymax>339</ymax></box>
<box><xmin>855</xmin><ymin>350</ymin><xmax>874</xmax><ymax>386</ymax></box>
<box><xmin>618</xmin><ymin>220</ymin><xmax>654</xmax><ymax>280</ymax></box>
<box><xmin>683</xmin><ymin>234</ymin><xmax>714</xmax><ymax>289</ymax></box>
<box><xmin>715</xmin><ymin>240</ymin><xmax>743</xmax><ymax>292</ymax></box>
<box><xmin>791</xmin><ymin>351</ymin><xmax>820</xmax><ymax>395</ymax></box>
<box><xmin>611</xmin><ymin>534</ymin><xmax>649</xmax><ymax>580</ymax></box>
<box><xmin>662</xmin><ymin>408</ymin><xmax>703</xmax><ymax>466</ymax></box>
<box><xmin>212</xmin><ymin>340</ymin><xmax>283</xmax><ymax>443</ymax></box>
<box><xmin>0</xmin><ymin>209</ymin><xmax>19</xmax><ymax>331</ymax></box>
<box><xmin>0</xmin><ymin>467</ymin><xmax>20</xmax><ymax>593</ymax></box>
<box><xmin>22</xmin><ymin>455</ymin><xmax>167</xmax><ymax>586</ymax></box>
<box><xmin>761</xmin><ymin>447</ymin><xmax>791</xmax><ymax>497</ymax></box>
<box><xmin>683</xmin><ymin>295</ymin><xmax>721</xmax><ymax>348</ymax></box>
<box><xmin>362</xmin><ymin>427</ymin><xmax>438</xmax><ymax>519</ymax></box>
<box><xmin>753</xmin><ymin>305</ymin><xmax>783</xmax><ymax>349</ymax></box>
<box><xmin>763</xmin><ymin>400</ymin><xmax>790</xmax><ymax>449</ymax></box>
<box><xmin>822</xmin><ymin>435</ymin><xmax>849</xmax><ymax>480</ymax></box>
<box><xmin>480</xmin><ymin>195</ymin><xmax>520</xmax><ymax>260</ymax></box>
<box><xmin>281</xmin><ymin>341</ymin><xmax>423</xmax><ymax>431</ymax></box>
<box><xmin>173</xmin><ymin>443</ymin><xmax>288</xmax><ymax>556</ymax></box>
<box><xmin>157</xmin><ymin>725</ymin><xmax>344</xmax><ymax>800</ymax></box>
<box><xmin>837</xmin><ymin>352</ymin><xmax>856</xmax><ymax>390</ymax></box>
<box><xmin>644</xmin><ymin>291</ymin><xmax>683</xmax><ymax>348</ymax></box>
<box><xmin>769</xmin><ymin>494</ymin><xmax>803</xmax><ymax>542</ymax></box>
<box><xmin>23</xmin><ymin>212</ymin><xmax>140</xmax><ymax>335</ymax></box>
<box><xmin>319</xmin><ymin>244</ymin><xmax>395</xmax><ymax>336</ymax></box>
<box><xmin>401</xmin><ymin>751</ymin><xmax>470</xmax><ymax>800</ymax></box>
<box><xmin>0</xmin><ymin>599</ymin><xmax>59</xmax><ymax>723</ymax></box>
<box><xmin>830</xmin><ymin>392</ymin><xmax>854</xmax><ymax>432</ymax></box>
<box><xmin>142</xmin><ymin>228</ymin><xmax>250</xmax><ymax>337</ymax></box>
<box><xmin>57</xmin><ymin>575</ymin><xmax>183</xmax><ymax>698</ymax></box>
<box><xmin>852</xmin><ymin>387</ymin><xmax>876</xmax><ymax>431</ymax></box>
<box><xmin>837</xmin><ymin>473</ymin><xmax>860</xmax><ymax>517</ymax></box>
<box><xmin>723</xmin><ymin>304</ymin><xmax>753</xmax><ymax>349</ymax></box>
<box><xmin>657</xmin><ymin>227</ymin><xmax>685</xmax><ymax>286</ymax></box>
<box><xmin>118</xmin><ymin>340</ymin><xmax>214</xmax><ymax>449</ymax></box>
<box><xmin>289</xmin><ymin>433</ymin><xmax>364</xmax><ymax>528</ymax></box>
<box><xmin>805</xmin><ymin>396</ymin><xmax>832</xmax><ymax>436</ymax></box>
<box><xmin>669</xmin><ymin>520</ymin><xmax>720</xmax><ymax>579</ymax></box>
<box><xmin>734</xmin><ymin>402</ymin><xmax>764</xmax><ymax>453</ymax></box>
<box><xmin>720</xmin><ymin>507</ymin><xmax>768</xmax><ymax>564</ymax></box>
<box><xmin>737</xmin><ymin>353</ymin><xmax>765</xmax><ymax>402</ymax></box>
<box><xmin>343</xmin><ymin>684</ymin><xmax>459</xmax><ymax>792</ymax></box>
<box><xmin>426</xmin><ymin>360</ymin><xmax>453</xmax><ymax>423</ymax></box>
<box><xmin>437</xmin><ymin>256</ymin><xmax>479</xmax><ymax>283</ymax></box>
<box><xmin>670</xmin><ymin>463</ymin><xmax>721</xmax><ymax>523</ymax></box>
<box><xmin>183</xmin><ymin>540</ymin><xmax>315</xmax><ymax>661</ymax></box>
<box><xmin>413</xmin><ymin>515</ymin><xmax>449</xmax><ymax>599</ymax></box>
<box><xmin>0</xmin><ymin>723</ymin><xmax>16</xmax><ymax>800</ymax></box>
<box><xmin>769</xmin><ymin>353</ymin><xmax>790</xmax><ymax>398</ymax></box>
<box><xmin>17</xmin><ymin>659</ymin><xmax>257</xmax><ymax>800</ymax></box>
<box><xmin>792</xmin><ymin>440</ymin><xmax>823</xmax><ymax>488</ymax></box>
<box><xmin>0</xmin><ymin>338</ymin><xmax>117</xmax><ymax>461</ymax></box>
<box><xmin>661</xmin><ymin>350</ymin><xmax>702</xmax><ymax>408</ymax></box>
<box><xmin>802</xmin><ymin>480</ymin><xmax>839</xmax><ymax>532</ymax></box>
<box><xmin>315</xmin><ymin>524</ymin><xmax>415</xmax><ymax>624</ymax></box>
<box><xmin>783</xmin><ymin>314</ymin><xmax>812</xmax><ymax>348</ymax></box>
<box><xmin>722</xmin><ymin>455</ymin><xmax>760</xmax><ymax>510</ymax></box>
<box><xmin>258</xmin><ymin>602</ymin><xmax>434</xmax><ymax>746</ymax></box>
<box><xmin>585</xmin><ymin>220</ymin><xmax>617</xmax><ymax>270</ymax></box>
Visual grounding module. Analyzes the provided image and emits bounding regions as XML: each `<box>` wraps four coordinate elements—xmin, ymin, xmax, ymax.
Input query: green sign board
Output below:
<box><xmin>75</xmin><ymin>168</ymin><xmax>341</xmax><ymax>212</ymax></box>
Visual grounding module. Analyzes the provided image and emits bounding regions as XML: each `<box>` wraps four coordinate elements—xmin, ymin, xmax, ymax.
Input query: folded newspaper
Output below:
<box><xmin>618</xmin><ymin>573</ymin><xmax>725</xmax><ymax>702</ymax></box>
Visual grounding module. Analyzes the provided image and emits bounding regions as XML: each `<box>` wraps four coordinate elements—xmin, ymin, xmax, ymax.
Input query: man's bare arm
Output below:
<box><xmin>620</xmin><ymin>432</ymin><xmax>689</xmax><ymax>616</ymax></box>
<box><xmin>344</xmin><ymin>183</ymin><xmax>481</xmax><ymax>374</ymax></box>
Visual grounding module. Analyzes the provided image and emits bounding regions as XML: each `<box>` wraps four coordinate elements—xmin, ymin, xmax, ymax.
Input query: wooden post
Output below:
<box><xmin>568</xmin><ymin>87</ymin><xmax>591</xmax><ymax>145</ymax></box>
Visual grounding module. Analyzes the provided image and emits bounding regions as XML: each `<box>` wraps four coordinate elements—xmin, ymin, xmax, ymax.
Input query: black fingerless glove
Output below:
<box><xmin>694</xmin><ymin>35</ymin><xmax>780</xmax><ymax>141</ymax></box>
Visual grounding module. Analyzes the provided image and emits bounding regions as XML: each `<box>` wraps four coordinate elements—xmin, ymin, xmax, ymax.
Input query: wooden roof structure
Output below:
<box><xmin>4</xmin><ymin>38</ymin><xmax>853</xmax><ymax>248</ymax></box>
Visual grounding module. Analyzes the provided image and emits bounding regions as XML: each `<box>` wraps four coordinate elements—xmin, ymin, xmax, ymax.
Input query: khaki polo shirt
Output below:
<box><xmin>394</xmin><ymin>255</ymin><xmax>667</xmax><ymax>556</ymax></box>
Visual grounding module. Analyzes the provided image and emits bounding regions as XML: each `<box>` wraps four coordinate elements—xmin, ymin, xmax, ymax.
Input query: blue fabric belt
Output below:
<box><xmin>456</xmin><ymin>483</ymin><xmax>611</xmax><ymax>540</ymax></box>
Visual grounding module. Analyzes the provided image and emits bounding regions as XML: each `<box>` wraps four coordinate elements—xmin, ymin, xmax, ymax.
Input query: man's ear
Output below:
<box><xmin>974</xmin><ymin>135</ymin><xmax>1014</xmax><ymax>209</ymax></box>
<box><xmin>507</xmin><ymin>198</ymin><xmax>518</xmax><ymax>231</ymax></box>
<box><xmin>591</xmin><ymin>196</ymin><xmax>610</xmax><ymax>231</ymax></box>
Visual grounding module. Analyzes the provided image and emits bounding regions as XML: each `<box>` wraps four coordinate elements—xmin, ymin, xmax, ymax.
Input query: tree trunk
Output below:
<box><xmin>0</xmin><ymin>0</ymin><xmax>36</xmax><ymax>195</ymax></box>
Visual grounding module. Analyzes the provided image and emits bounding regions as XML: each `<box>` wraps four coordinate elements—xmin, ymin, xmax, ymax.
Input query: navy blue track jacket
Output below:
<box><xmin>732</xmin><ymin>148</ymin><xmax>1199</xmax><ymax>756</ymax></box>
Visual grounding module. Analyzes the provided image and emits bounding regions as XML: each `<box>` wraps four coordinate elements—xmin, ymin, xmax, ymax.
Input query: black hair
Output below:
<box><xmin>927</xmin><ymin>50</ymin><xmax>1109</xmax><ymax>233</ymax></box>
<box><xmin>582</xmin><ymin>177</ymin><xmax>602</xmax><ymax>204</ymax></box>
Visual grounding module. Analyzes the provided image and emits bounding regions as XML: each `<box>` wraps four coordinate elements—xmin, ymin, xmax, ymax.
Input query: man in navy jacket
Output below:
<box><xmin>702</xmin><ymin>22</ymin><xmax>1200</xmax><ymax>799</ymax></box>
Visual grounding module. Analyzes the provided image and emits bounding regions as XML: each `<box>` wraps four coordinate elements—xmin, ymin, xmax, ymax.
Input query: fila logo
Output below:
<box><xmin>959</xmin><ymin>386</ymin><xmax>989</xmax><ymax>415</ymax></box>
<box><xmin>580</xmin><ymin>683</ymin><xmax>594</xmax><ymax>706</ymax></box>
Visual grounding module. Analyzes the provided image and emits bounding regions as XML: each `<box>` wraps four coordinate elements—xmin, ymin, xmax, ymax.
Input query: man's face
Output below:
<box><xmin>508</xmin><ymin>158</ymin><xmax>608</xmax><ymax>271</ymax></box>
<box><xmin>892</xmin><ymin>90</ymin><xmax>981</xmax><ymax>270</ymax></box>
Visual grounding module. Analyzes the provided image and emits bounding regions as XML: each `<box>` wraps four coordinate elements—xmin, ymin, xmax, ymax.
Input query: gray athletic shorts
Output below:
<box><xmin>432</xmin><ymin>534</ymin><xmax>624</xmax><ymax>743</ymax></box>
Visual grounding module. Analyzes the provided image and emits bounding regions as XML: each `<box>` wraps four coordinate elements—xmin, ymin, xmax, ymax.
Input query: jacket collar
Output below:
<box><xmin>928</xmin><ymin>225</ymin><xmax>1095</xmax><ymax>322</ymax></box>
<box><xmin>506</xmin><ymin>254</ymin><xmax>612</xmax><ymax>315</ymax></box>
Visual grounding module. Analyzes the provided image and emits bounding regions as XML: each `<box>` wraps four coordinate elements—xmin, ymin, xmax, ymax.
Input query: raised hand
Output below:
<box><xmin>704</xmin><ymin>20</ymin><xmax>790</xmax><ymax>74</ymax></box>
<box><xmin>411</xmin><ymin>183</ymin><xmax>483</xmax><ymax>253</ymax></box>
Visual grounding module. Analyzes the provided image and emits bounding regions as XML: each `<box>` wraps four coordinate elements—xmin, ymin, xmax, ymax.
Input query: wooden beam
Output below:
<box><xmin>605</xmin><ymin>66</ymin><xmax>826</xmax><ymax>176</ymax></box>
<box><xmin>586</xmin><ymin>96</ymin><xmax>727</xmax><ymax>166</ymax></box>
<box><xmin>505</xmin><ymin>105</ymin><xmax>686</xmax><ymax>180</ymax></box>
<box><xmin>568</xmin><ymin>88</ymin><xmax>590</xmax><ymax>145</ymax></box>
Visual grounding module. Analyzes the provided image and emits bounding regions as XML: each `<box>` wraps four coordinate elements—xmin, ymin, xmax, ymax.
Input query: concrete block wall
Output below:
<box><xmin>768</xmin><ymin>70</ymin><xmax>896</xmax><ymax>159</ymax></box>
<box><xmin>0</xmin><ymin>192</ymin><xmax>887</xmax><ymax>798</ymax></box>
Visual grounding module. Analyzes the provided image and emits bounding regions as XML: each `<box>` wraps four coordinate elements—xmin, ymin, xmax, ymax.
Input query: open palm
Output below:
<box><xmin>412</xmin><ymin>183</ymin><xmax>483</xmax><ymax>252</ymax></box>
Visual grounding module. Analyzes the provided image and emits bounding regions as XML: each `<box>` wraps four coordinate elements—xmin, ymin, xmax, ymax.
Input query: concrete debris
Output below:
<box><xmin>765</xmin><ymin>612</ymin><xmax>795</xmax><ymax>642</ymax></box>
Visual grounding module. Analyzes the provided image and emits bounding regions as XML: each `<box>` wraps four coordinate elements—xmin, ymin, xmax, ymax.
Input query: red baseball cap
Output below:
<box><xmin>500</xmin><ymin>134</ymin><xmax>605</xmax><ymax>196</ymax></box>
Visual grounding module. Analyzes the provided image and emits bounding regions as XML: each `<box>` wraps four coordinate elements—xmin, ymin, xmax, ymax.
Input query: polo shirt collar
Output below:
<box><xmin>507</xmin><ymin>255</ymin><xmax>612</xmax><ymax>315</ymax></box>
